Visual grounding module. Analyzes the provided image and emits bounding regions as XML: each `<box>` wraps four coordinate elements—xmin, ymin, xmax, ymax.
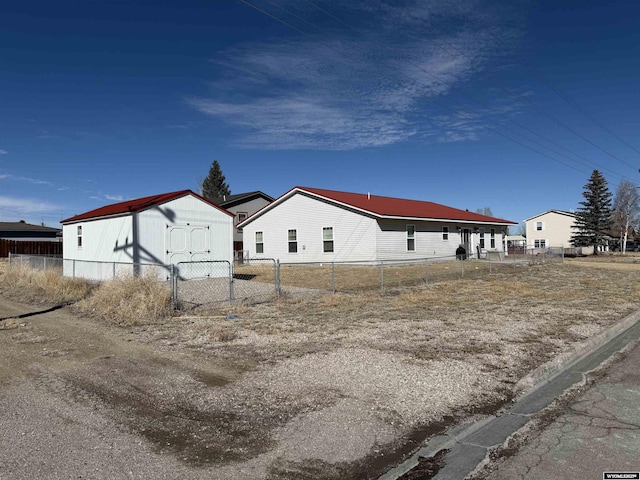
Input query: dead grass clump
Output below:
<box><xmin>206</xmin><ymin>324</ymin><xmax>239</xmax><ymax>342</ymax></box>
<box><xmin>0</xmin><ymin>264</ymin><xmax>93</xmax><ymax>304</ymax></box>
<box><xmin>75</xmin><ymin>273</ymin><xmax>171</xmax><ymax>325</ymax></box>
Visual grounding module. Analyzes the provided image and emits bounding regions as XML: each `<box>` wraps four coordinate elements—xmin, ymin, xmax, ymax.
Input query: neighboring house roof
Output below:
<box><xmin>210</xmin><ymin>191</ymin><xmax>274</xmax><ymax>209</ymax></box>
<box><xmin>0</xmin><ymin>221</ymin><xmax>61</xmax><ymax>237</ymax></box>
<box><xmin>524</xmin><ymin>210</ymin><xmax>576</xmax><ymax>222</ymax></box>
<box><xmin>239</xmin><ymin>186</ymin><xmax>516</xmax><ymax>227</ymax></box>
<box><xmin>61</xmin><ymin>190</ymin><xmax>234</xmax><ymax>224</ymax></box>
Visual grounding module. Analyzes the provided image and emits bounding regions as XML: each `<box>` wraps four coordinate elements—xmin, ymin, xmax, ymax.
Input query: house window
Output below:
<box><xmin>323</xmin><ymin>227</ymin><xmax>334</xmax><ymax>253</ymax></box>
<box><xmin>406</xmin><ymin>224</ymin><xmax>415</xmax><ymax>251</ymax></box>
<box><xmin>237</xmin><ymin>212</ymin><xmax>247</xmax><ymax>224</ymax></box>
<box><xmin>490</xmin><ymin>229</ymin><xmax>496</xmax><ymax>249</ymax></box>
<box><xmin>534</xmin><ymin>239</ymin><xmax>546</xmax><ymax>248</ymax></box>
<box><xmin>255</xmin><ymin>231</ymin><xmax>264</xmax><ymax>254</ymax></box>
<box><xmin>536</xmin><ymin>221</ymin><xmax>543</xmax><ymax>231</ymax></box>
<box><xmin>442</xmin><ymin>226</ymin><xmax>449</xmax><ymax>240</ymax></box>
<box><xmin>288</xmin><ymin>229</ymin><xmax>298</xmax><ymax>253</ymax></box>
<box><xmin>77</xmin><ymin>225</ymin><xmax>83</xmax><ymax>248</ymax></box>
<box><xmin>479</xmin><ymin>228</ymin><xmax>485</xmax><ymax>249</ymax></box>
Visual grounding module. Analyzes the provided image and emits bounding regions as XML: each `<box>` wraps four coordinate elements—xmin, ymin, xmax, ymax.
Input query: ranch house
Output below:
<box><xmin>237</xmin><ymin>187</ymin><xmax>516</xmax><ymax>263</ymax></box>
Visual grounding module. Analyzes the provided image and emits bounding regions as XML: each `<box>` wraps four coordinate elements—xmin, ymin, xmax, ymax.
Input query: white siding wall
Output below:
<box><xmin>63</xmin><ymin>195</ymin><xmax>233</xmax><ymax>280</ymax></box>
<box><xmin>243</xmin><ymin>193</ymin><xmax>378</xmax><ymax>263</ymax></box>
<box><xmin>139</xmin><ymin>195</ymin><xmax>233</xmax><ymax>266</ymax></box>
<box><xmin>376</xmin><ymin>220</ymin><xmax>465</xmax><ymax>260</ymax></box>
<box><xmin>62</xmin><ymin>216</ymin><xmax>133</xmax><ymax>280</ymax></box>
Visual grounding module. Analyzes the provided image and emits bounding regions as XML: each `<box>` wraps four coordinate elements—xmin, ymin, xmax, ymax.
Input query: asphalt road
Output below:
<box><xmin>482</xmin><ymin>341</ymin><xmax>640</xmax><ymax>479</ymax></box>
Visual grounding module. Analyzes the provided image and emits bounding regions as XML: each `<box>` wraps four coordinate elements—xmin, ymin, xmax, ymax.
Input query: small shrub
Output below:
<box><xmin>74</xmin><ymin>273</ymin><xmax>172</xmax><ymax>325</ymax></box>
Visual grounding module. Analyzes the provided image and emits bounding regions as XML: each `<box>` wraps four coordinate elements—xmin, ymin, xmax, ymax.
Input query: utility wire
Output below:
<box><xmin>247</xmin><ymin>0</ymin><xmax>627</xmax><ymax>180</ymax></box>
<box><xmin>441</xmin><ymin>0</ymin><xmax>640</xmax><ymax>167</ymax></box>
<box><xmin>236</xmin><ymin>0</ymin><xmax>603</xmax><ymax>177</ymax></box>
<box><xmin>298</xmin><ymin>0</ymin><xmax>628</xmax><ymax>181</ymax></box>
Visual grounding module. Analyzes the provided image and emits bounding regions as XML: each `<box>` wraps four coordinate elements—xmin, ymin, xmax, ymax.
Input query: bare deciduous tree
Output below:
<box><xmin>612</xmin><ymin>179</ymin><xmax>640</xmax><ymax>254</ymax></box>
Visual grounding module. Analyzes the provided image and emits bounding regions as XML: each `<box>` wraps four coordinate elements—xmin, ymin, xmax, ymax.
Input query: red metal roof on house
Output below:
<box><xmin>61</xmin><ymin>190</ymin><xmax>233</xmax><ymax>224</ymax></box>
<box><xmin>296</xmin><ymin>187</ymin><xmax>516</xmax><ymax>224</ymax></box>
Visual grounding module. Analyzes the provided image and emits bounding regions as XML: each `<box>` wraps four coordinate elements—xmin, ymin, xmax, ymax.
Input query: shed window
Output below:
<box><xmin>479</xmin><ymin>228</ymin><xmax>485</xmax><ymax>249</ymax></box>
<box><xmin>323</xmin><ymin>227</ymin><xmax>334</xmax><ymax>253</ymax></box>
<box><xmin>536</xmin><ymin>221</ymin><xmax>543</xmax><ymax>231</ymax></box>
<box><xmin>442</xmin><ymin>226</ymin><xmax>449</xmax><ymax>240</ymax></box>
<box><xmin>406</xmin><ymin>224</ymin><xmax>415</xmax><ymax>251</ymax></box>
<box><xmin>77</xmin><ymin>225</ymin><xmax>83</xmax><ymax>248</ymax></box>
<box><xmin>255</xmin><ymin>231</ymin><xmax>264</xmax><ymax>254</ymax></box>
<box><xmin>490</xmin><ymin>229</ymin><xmax>496</xmax><ymax>249</ymax></box>
<box><xmin>288</xmin><ymin>229</ymin><xmax>298</xmax><ymax>253</ymax></box>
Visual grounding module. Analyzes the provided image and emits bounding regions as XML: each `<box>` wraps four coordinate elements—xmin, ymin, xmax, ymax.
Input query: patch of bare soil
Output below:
<box><xmin>1</xmin><ymin>262</ymin><xmax>640</xmax><ymax>479</ymax></box>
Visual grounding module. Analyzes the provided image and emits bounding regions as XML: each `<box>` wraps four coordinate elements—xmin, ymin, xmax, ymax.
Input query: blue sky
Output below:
<box><xmin>1</xmin><ymin>0</ymin><xmax>639</xmax><ymax>231</ymax></box>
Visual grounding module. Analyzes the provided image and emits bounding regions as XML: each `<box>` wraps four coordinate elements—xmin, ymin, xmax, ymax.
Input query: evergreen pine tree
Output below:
<box><xmin>201</xmin><ymin>160</ymin><xmax>231</xmax><ymax>200</ymax></box>
<box><xmin>571</xmin><ymin>170</ymin><xmax>613</xmax><ymax>254</ymax></box>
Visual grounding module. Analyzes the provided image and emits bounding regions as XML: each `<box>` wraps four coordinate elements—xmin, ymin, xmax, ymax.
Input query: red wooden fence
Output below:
<box><xmin>0</xmin><ymin>238</ymin><xmax>62</xmax><ymax>257</ymax></box>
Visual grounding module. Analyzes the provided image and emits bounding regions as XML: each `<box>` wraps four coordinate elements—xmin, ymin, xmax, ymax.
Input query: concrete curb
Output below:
<box><xmin>379</xmin><ymin>309</ymin><xmax>640</xmax><ymax>480</ymax></box>
<box><xmin>515</xmin><ymin>309</ymin><xmax>640</xmax><ymax>392</ymax></box>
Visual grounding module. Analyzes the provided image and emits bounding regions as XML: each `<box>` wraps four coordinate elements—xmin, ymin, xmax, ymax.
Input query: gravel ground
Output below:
<box><xmin>1</xmin><ymin>261</ymin><xmax>640</xmax><ymax>479</ymax></box>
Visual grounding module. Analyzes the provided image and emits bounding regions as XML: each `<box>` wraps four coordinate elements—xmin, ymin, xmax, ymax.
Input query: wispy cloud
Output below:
<box><xmin>188</xmin><ymin>0</ymin><xmax>524</xmax><ymax>150</ymax></box>
<box><xmin>0</xmin><ymin>150</ymin><xmax>7</xmax><ymax>155</ymax></box>
<box><xmin>104</xmin><ymin>194</ymin><xmax>124</xmax><ymax>201</ymax></box>
<box><xmin>0</xmin><ymin>173</ymin><xmax>54</xmax><ymax>187</ymax></box>
<box><xmin>0</xmin><ymin>196</ymin><xmax>62</xmax><ymax>225</ymax></box>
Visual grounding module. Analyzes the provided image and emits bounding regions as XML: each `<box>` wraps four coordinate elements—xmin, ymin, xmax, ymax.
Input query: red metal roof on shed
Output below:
<box><xmin>297</xmin><ymin>187</ymin><xmax>516</xmax><ymax>224</ymax></box>
<box><xmin>61</xmin><ymin>190</ymin><xmax>233</xmax><ymax>224</ymax></box>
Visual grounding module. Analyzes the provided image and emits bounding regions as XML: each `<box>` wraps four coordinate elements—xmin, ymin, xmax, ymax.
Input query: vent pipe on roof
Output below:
<box><xmin>367</xmin><ymin>192</ymin><xmax>370</xmax><ymax>200</ymax></box>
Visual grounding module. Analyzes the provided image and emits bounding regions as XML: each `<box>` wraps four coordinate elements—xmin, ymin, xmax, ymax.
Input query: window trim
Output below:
<box><xmin>77</xmin><ymin>225</ymin><xmax>83</xmax><ymax>248</ymax></box>
<box><xmin>490</xmin><ymin>228</ymin><xmax>496</xmax><ymax>249</ymax></box>
<box><xmin>288</xmin><ymin>229</ymin><xmax>298</xmax><ymax>254</ymax></box>
<box><xmin>442</xmin><ymin>226</ymin><xmax>449</xmax><ymax>240</ymax></box>
<box><xmin>406</xmin><ymin>224</ymin><xmax>416</xmax><ymax>252</ymax></box>
<box><xmin>479</xmin><ymin>227</ymin><xmax>485</xmax><ymax>249</ymax></box>
<box><xmin>255</xmin><ymin>231</ymin><xmax>264</xmax><ymax>254</ymax></box>
<box><xmin>535</xmin><ymin>221</ymin><xmax>543</xmax><ymax>231</ymax></box>
<box><xmin>323</xmin><ymin>227</ymin><xmax>334</xmax><ymax>253</ymax></box>
<box><xmin>534</xmin><ymin>239</ymin><xmax>546</xmax><ymax>248</ymax></box>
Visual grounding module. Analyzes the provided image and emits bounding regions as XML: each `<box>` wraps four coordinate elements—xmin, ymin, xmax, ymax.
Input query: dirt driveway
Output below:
<box><xmin>0</xmin><ymin>297</ymin><xmax>254</xmax><ymax>480</ymax></box>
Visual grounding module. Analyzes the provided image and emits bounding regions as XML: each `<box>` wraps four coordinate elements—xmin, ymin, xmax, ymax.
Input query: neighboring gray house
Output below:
<box><xmin>61</xmin><ymin>190</ymin><xmax>234</xmax><ymax>280</ymax></box>
<box><xmin>237</xmin><ymin>187</ymin><xmax>516</xmax><ymax>263</ymax></box>
<box><xmin>0</xmin><ymin>221</ymin><xmax>61</xmax><ymax>242</ymax></box>
<box><xmin>211</xmin><ymin>191</ymin><xmax>274</xmax><ymax>255</ymax></box>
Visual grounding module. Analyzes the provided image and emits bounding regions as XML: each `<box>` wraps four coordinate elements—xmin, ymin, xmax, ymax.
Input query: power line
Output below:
<box><xmin>239</xmin><ymin>0</ymin><xmax>627</xmax><ymax>180</ymax></box>
<box><xmin>297</xmin><ymin>0</ymin><xmax>629</xmax><ymax>181</ymax></box>
<box><xmin>441</xmin><ymin>0</ymin><xmax>640</xmax><ymax>167</ymax></box>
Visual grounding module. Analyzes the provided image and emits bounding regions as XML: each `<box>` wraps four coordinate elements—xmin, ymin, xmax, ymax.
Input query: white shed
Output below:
<box><xmin>237</xmin><ymin>187</ymin><xmax>516</xmax><ymax>263</ymax></box>
<box><xmin>61</xmin><ymin>190</ymin><xmax>234</xmax><ymax>281</ymax></box>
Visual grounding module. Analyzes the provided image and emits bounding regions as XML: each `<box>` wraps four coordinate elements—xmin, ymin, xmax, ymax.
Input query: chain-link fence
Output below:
<box><xmin>9</xmin><ymin>249</ymin><xmax>565</xmax><ymax>311</ymax></box>
<box><xmin>172</xmin><ymin>258</ymin><xmax>281</xmax><ymax>311</ymax></box>
<box><xmin>8</xmin><ymin>253</ymin><xmax>63</xmax><ymax>272</ymax></box>
<box><xmin>8</xmin><ymin>253</ymin><xmax>169</xmax><ymax>281</ymax></box>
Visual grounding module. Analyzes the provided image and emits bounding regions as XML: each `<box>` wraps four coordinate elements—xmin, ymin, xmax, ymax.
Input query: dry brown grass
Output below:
<box><xmin>166</xmin><ymin>262</ymin><xmax>640</xmax><ymax>377</ymax></box>
<box><xmin>0</xmin><ymin>263</ymin><xmax>93</xmax><ymax>304</ymax></box>
<box><xmin>74</xmin><ymin>273</ymin><xmax>172</xmax><ymax>325</ymax></box>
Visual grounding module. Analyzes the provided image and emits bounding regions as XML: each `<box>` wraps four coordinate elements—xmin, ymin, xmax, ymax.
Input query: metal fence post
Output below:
<box><xmin>275</xmin><ymin>260</ymin><xmax>281</xmax><ymax>297</ymax></box>
<box><xmin>229</xmin><ymin>261</ymin><xmax>234</xmax><ymax>303</ymax></box>
<box><xmin>8</xmin><ymin>252</ymin><xmax>11</xmax><ymax>266</ymax></box>
<box><xmin>425</xmin><ymin>259</ymin><xmax>428</xmax><ymax>284</ymax></box>
<box><xmin>380</xmin><ymin>261</ymin><xmax>384</xmax><ymax>292</ymax></box>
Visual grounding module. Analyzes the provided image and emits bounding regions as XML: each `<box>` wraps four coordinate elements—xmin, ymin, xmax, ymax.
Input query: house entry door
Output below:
<box><xmin>462</xmin><ymin>228</ymin><xmax>471</xmax><ymax>256</ymax></box>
